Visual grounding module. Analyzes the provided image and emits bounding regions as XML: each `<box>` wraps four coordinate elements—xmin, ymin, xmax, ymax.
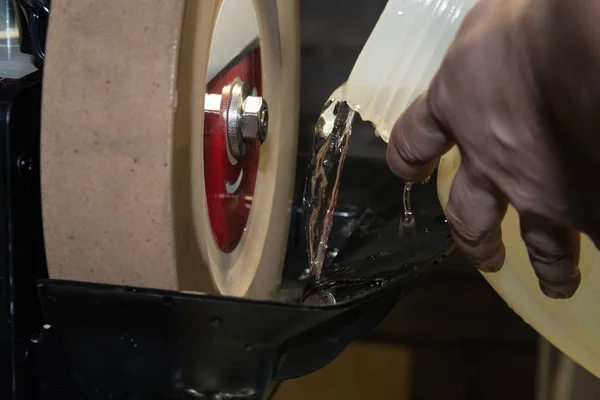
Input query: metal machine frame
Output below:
<box><xmin>0</xmin><ymin>6</ymin><xmax>455</xmax><ymax>397</ymax></box>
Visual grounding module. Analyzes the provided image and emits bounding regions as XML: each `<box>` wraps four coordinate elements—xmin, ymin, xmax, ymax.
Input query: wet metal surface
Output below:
<box><xmin>283</xmin><ymin>139</ymin><xmax>453</xmax><ymax>305</ymax></box>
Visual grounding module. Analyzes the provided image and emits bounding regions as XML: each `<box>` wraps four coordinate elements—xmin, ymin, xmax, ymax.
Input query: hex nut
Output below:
<box><xmin>240</xmin><ymin>96</ymin><xmax>268</xmax><ymax>144</ymax></box>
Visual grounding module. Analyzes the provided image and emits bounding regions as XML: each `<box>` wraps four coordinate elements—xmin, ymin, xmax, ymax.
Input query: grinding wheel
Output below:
<box><xmin>41</xmin><ymin>0</ymin><xmax>299</xmax><ymax>299</ymax></box>
<box><xmin>438</xmin><ymin>147</ymin><xmax>600</xmax><ymax>378</ymax></box>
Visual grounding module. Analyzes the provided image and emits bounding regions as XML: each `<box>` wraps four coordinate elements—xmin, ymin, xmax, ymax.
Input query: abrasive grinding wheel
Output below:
<box><xmin>438</xmin><ymin>147</ymin><xmax>600</xmax><ymax>378</ymax></box>
<box><xmin>41</xmin><ymin>0</ymin><xmax>299</xmax><ymax>299</ymax></box>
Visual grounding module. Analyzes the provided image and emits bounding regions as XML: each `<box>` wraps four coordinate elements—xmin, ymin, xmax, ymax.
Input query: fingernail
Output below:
<box><xmin>473</xmin><ymin>247</ymin><xmax>505</xmax><ymax>273</ymax></box>
<box><xmin>539</xmin><ymin>283</ymin><xmax>567</xmax><ymax>299</ymax></box>
<box><xmin>538</xmin><ymin>270</ymin><xmax>580</xmax><ymax>300</ymax></box>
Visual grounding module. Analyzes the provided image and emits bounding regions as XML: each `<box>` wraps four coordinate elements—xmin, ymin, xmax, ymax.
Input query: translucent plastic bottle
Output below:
<box><xmin>341</xmin><ymin>0</ymin><xmax>476</xmax><ymax>239</ymax></box>
<box><xmin>343</xmin><ymin>0</ymin><xmax>476</xmax><ymax>142</ymax></box>
<box><xmin>343</xmin><ymin>0</ymin><xmax>600</xmax><ymax>379</ymax></box>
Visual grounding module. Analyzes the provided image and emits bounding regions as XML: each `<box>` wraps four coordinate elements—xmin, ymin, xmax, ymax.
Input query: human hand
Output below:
<box><xmin>386</xmin><ymin>0</ymin><xmax>600</xmax><ymax>299</ymax></box>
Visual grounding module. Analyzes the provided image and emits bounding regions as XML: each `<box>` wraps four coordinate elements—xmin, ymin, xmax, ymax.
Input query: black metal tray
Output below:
<box><xmin>0</xmin><ymin>72</ymin><xmax>454</xmax><ymax>399</ymax></box>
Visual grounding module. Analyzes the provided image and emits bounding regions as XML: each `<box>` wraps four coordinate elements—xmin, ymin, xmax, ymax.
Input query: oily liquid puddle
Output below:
<box><xmin>303</xmin><ymin>89</ymin><xmax>415</xmax><ymax>293</ymax></box>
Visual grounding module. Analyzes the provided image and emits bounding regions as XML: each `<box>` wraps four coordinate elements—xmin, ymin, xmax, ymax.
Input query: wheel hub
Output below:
<box><xmin>203</xmin><ymin>49</ymin><xmax>265</xmax><ymax>253</ymax></box>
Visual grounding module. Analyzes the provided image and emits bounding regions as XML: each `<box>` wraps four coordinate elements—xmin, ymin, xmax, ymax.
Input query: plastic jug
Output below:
<box><xmin>344</xmin><ymin>0</ymin><xmax>600</xmax><ymax>377</ymax></box>
<box><xmin>343</xmin><ymin>0</ymin><xmax>477</xmax><ymax>141</ymax></box>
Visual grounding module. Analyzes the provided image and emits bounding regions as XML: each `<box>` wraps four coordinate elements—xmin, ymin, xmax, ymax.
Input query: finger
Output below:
<box><xmin>520</xmin><ymin>214</ymin><xmax>581</xmax><ymax>299</ymax></box>
<box><xmin>445</xmin><ymin>166</ymin><xmax>509</xmax><ymax>273</ymax></box>
<box><xmin>386</xmin><ymin>93</ymin><xmax>453</xmax><ymax>182</ymax></box>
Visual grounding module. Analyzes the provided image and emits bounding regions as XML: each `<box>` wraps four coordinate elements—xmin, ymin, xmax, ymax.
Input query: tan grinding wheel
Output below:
<box><xmin>438</xmin><ymin>147</ymin><xmax>600</xmax><ymax>378</ymax></box>
<box><xmin>41</xmin><ymin>0</ymin><xmax>300</xmax><ymax>299</ymax></box>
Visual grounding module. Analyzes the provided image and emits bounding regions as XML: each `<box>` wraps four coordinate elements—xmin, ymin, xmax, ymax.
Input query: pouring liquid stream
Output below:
<box><xmin>303</xmin><ymin>90</ymin><xmax>355</xmax><ymax>285</ymax></box>
<box><xmin>301</xmin><ymin>0</ymin><xmax>478</xmax><ymax>295</ymax></box>
<box><xmin>304</xmin><ymin>88</ymin><xmax>415</xmax><ymax>287</ymax></box>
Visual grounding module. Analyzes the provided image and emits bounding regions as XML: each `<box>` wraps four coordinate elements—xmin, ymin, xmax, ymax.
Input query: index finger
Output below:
<box><xmin>386</xmin><ymin>93</ymin><xmax>452</xmax><ymax>182</ymax></box>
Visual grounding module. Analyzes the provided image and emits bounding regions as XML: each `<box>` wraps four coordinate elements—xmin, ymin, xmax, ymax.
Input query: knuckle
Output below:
<box><xmin>525</xmin><ymin>237</ymin><xmax>580</xmax><ymax>284</ymax></box>
<box><xmin>387</xmin><ymin>136</ymin><xmax>421</xmax><ymax>181</ymax></box>
<box><xmin>527</xmin><ymin>247</ymin><xmax>577</xmax><ymax>277</ymax></box>
<box><xmin>510</xmin><ymin>196</ymin><xmax>537</xmax><ymax>218</ymax></box>
<box><xmin>445</xmin><ymin>205</ymin><xmax>489</xmax><ymax>247</ymax></box>
<box><xmin>390</xmin><ymin>102</ymin><xmax>427</xmax><ymax>165</ymax></box>
<box><xmin>520</xmin><ymin>215</ymin><xmax>580</xmax><ymax>275</ymax></box>
<box><xmin>394</xmin><ymin>132</ymin><xmax>423</xmax><ymax>166</ymax></box>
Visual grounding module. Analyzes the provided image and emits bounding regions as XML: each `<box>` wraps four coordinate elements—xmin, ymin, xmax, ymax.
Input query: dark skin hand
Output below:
<box><xmin>387</xmin><ymin>0</ymin><xmax>600</xmax><ymax>299</ymax></box>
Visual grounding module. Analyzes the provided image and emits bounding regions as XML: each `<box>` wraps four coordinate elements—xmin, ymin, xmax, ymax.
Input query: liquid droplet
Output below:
<box><xmin>210</xmin><ymin>316</ymin><xmax>223</xmax><ymax>327</ymax></box>
<box><xmin>399</xmin><ymin>182</ymin><xmax>416</xmax><ymax>238</ymax></box>
<box><xmin>424</xmin><ymin>227</ymin><xmax>430</xmax><ymax>234</ymax></box>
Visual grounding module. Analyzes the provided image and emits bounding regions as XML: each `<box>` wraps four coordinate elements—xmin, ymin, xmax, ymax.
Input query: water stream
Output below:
<box><xmin>399</xmin><ymin>182</ymin><xmax>415</xmax><ymax>237</ymax></box>
<box><xmin>303</xmin><ymin>88</ymin><xmax>415</xmax><ymax>288</ymax></box>
<box><xmin>303</xmin><ymin>89</ymin><xmax>355</xmax><ymax>285</ymax></box>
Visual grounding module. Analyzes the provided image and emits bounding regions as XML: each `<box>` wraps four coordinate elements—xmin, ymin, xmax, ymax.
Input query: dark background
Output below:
<box><xmin>293</xmin><ymin>1</ymin><xmax>538</xmax><ymax>398</ymax></box>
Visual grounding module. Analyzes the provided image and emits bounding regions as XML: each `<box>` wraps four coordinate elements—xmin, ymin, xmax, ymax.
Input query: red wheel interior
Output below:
<box><xmin>204</xmin><ymin>48</ymin><xmax>262</xmax><ymax>253</ymax></box>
